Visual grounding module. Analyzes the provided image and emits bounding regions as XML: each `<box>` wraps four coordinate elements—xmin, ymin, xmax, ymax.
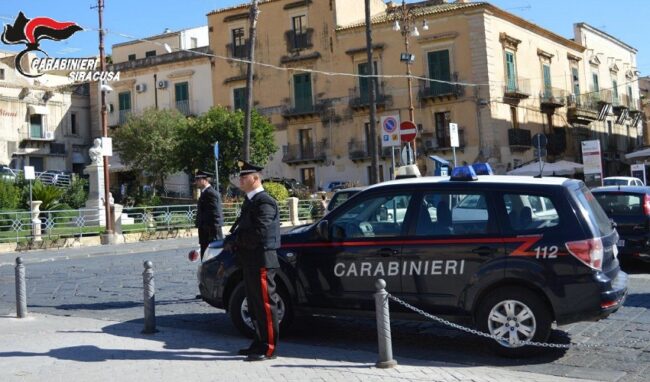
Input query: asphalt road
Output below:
<box><xmin>1</xmin><ymin>240</ymin><xmax>649</xmax><ymax>382</ymax></box>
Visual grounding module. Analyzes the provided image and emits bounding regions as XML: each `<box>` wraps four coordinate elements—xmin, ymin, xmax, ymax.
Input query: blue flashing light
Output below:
<box><xmin>472</xmin><ymin>163</ymin><xmax>494</xmax><ymax>175</ymax></box>
<box><xmin>450</xmin><ymin>165</ymin><xmax>478</xmax><ymax>181</ymax></box>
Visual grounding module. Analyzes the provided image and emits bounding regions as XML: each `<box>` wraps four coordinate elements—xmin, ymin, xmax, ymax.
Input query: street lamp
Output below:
<box><xmin>389</xmin><ymin>0</ymin><xmax>428</xmax><ymax>160</ymax></box>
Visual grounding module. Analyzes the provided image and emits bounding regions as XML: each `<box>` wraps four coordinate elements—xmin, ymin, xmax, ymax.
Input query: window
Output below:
<box><xmin>291</xmin><ymin>15</ymin><xmax>307</xmax><ymax>49</ymax></box>
<box><xmin>70</xmin><ymin>112</ymin><xmax>77</xmax><ymax>135</ymax></box>
<box><xmin>592</xmin><ymin>72</ymin><xmax>599</xmax><ymax>92</ymax></box>
<box><xmin>190</xmin><ymin>37</ymin><xmax>198</xmax><ymax>48</ymax></box>
<box><xmin>118</xmin><ymin>91</ymin><xmax>131</xmax><ymax>124</ymax></box>
<box><xmin>331</xmin><ymin>193</ymin><xmax>413</xmax><ymax>239</ymax></box>
<box><xmin>145</xmin><ymin>50</ymin><xmax>156</xmax><ymax>58</ymax></box>
<box><xmin>299</xmin><ymin>128</ymin><xmax>313</xmax><ymax>158</ymax></box>
<box><xmin>627</xmin><ymin>85</ymin><xmax>633</xmax><ymax>107</ymax></box>
<box><xmin>595</xmin><ymin>193</ymin><xmax>642</xmax><ymax>216</ymax></box>
<box><xmin>542</xmin><ymin>64</ymin><xmax>552</xmax><ymax>98</ymax></box>
<box><xmin>175</xmin><ymin>82</ymin><xmax>190</xmax><ymax>115</ymax></box>
<box><xmin>435</xmin><ymin>112</ymin><xmax>449</xmax><ymax>147</ymax></box>
<box><xmin>30</xmin><ymin>114</ymin><xmax>44</xmax><ymax>138</ymax></box>
<box><xmin>0</xmin><ymin>68</ymin><xmax>5</xmax><ymax>80</ymax></box>
<box><xmin>232</xmin><ymin>28</ymin><xmax>246</xmax><ymax>58</ymax></box>
<box><xmin>427</xmin><ymin>50</ymin><xmax>452</xmax><ymax>95</ymax></box>
<box><xmin>415</xmin><ymin>192</ymin><xmax>490</xmax><ymax>236</ymax></box>
<box><xmin>357</xmin><ymin>61</ymin><xmax>378</xmax><ymax>102</ymax></box>
<box><xmin>612</xmin><ymin>79</ymin><xmax>619</xmax><ymax>104</ymax></box>
<box><xmin>233</xmin><ymin>87</ymin><xmax>246</xmax><ymax>111</ymax></box>
<box><xmin>293</xmin><ymin>73</ymin><xmax>313</xmax><ymax>112</ymax></box>
<box><xmin>503</xmin><ymin>193</ymin><xmax>559</xmax><ymax>232</ymax></box>
<box><xmin>505</xmin><ymin>51</ymin><xmax>517</xmax><ymax>91</ymax></box>
<box><xmin>128</xmin><ymin>54</ymin><xmax>136</xmax><ymax>61</ymax></box>
<box><xmin>571</xmin><ymin>67</ymin><xmax>580</xmax><ymax>96</ymax></box>
<box><xmin>29</xmin><ymin>157</ymin><xmax>44</xmax><ymax>172</ymax></box>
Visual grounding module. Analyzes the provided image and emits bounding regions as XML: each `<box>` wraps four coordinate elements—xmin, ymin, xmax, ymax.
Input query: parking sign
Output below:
<box><xmin>381</xmin><ymin>115</ymin><xmax>400</xmax><ymax>147</ymax></box>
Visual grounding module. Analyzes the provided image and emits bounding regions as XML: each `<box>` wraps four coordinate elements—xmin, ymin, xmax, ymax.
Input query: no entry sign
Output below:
<box><xmin>400</xmin><ymin>121</ymin><xmax>417</xmax><ymax>143</ymax></box>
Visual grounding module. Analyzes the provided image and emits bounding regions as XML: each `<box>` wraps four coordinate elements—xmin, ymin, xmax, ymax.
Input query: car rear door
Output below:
<box><xmin>399</xmin><ymin>186</ymin><xmax>506</xmax><ymax>316</ymax></box>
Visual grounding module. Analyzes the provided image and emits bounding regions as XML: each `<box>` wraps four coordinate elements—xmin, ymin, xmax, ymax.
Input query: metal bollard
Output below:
<box><xmin>142</xmin><ymin>260</ymin><xmax>157</xmax><ymax>334</ymax></box>
<box><xmin>374</xmin><ymin>279</ymin><xmax>397</xmax><ymax>368</ymax></box>
<box><xmin>15</xmin><ymin>257</ymin><xmax>27</xmax><ymax>318</ymax></box>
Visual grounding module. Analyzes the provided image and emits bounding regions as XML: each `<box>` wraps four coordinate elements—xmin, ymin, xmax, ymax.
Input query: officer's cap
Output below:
<box><xmin>194</xmin><ymin>170</ymin><xmax>213</xmax><ymax>180</ymax></box>
<box><xmin>237</xmin><ymin>159</ymin><xmax>264</xmax><ymax>175</ymax></box>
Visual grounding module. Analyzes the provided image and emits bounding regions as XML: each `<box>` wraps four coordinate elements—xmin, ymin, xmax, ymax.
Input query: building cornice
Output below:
<box><xmin>576</xmin><ymin>22</ymin><xmax>637</xmax><ymax>53</ymax></box>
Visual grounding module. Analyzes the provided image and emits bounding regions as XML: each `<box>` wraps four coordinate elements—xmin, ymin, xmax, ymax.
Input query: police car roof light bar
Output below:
<box><xmin>450</xmin><ymin>165</ymin><xmax>478</xmax><ymax>181</ymax></box>
<box><xmin>472</xmin><ymin>163</ymin><xmax>494</xmax><ymax>176</ymax></box>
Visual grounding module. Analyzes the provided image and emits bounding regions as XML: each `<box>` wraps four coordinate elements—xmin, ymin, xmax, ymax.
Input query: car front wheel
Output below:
<box><xmin>476</xmin><ymin>287</ymin><xmax>552</xmax><ymax>357</ymax></box>
<box><xmin>228</xmin><ymin>281</ymin><xmax>293</xmax><ymax>338</ymax></box>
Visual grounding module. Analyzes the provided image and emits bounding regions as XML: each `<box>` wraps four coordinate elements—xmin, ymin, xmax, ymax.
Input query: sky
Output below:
<box><xmin>0</xmin><ymin>0</ymin><xmax>648</xmax><ymax>75</ymax></box>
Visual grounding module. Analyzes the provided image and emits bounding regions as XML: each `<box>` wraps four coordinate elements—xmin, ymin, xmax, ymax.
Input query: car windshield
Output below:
<box><xmin>573</xmin><ymin>183</ymin><xmax>614</xmax><ymax>236</ymax></box>
<box><xmin>328</xmin><ymin>190</ymin><xmax>357</xmax><ymax>211</ymax></box>
<box><xmin>603</xmin><ymin>179</ymin><xmax>630</xmax><ymax>186</ymax></box>
<box><xmin>594</xmin><ymin>192</ymin><xmax>643</xmax><ymax>216</ymax></box>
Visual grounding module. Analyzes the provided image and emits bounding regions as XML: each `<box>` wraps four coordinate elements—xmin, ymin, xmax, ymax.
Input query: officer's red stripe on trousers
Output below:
<box><xmin>260</xmin><ymin>268</ymin><xmax>275</xmax><ymax>357</ymax></box>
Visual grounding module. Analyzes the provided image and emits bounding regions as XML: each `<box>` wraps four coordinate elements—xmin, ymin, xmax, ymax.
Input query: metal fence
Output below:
<box><xmin>0</xmin><ymin>208</ymin><xmax>102</xmax><ymax>243</ymax></box>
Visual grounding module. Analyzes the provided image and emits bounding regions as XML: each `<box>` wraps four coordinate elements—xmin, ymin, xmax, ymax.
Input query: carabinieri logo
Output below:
<box><xmin>1</xmin><ymin>12</ymin><xmax>82</xmax><ymax>78</ymax></box>
<box><xmin>1</xmin><ymin>12</ymin><xmax>120</xmax><ymax>82</ymax></box>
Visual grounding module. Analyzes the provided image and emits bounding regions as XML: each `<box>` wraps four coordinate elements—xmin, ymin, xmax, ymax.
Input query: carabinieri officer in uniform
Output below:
<box><xmin>194</xmin><ymin>170</ymin><xmax>224</xmax><ymax>260</ymax></box>
<box><xmin>229</xmin><ymin>159</ymin><xmax>281</xmax><ymax>361</ymax></box>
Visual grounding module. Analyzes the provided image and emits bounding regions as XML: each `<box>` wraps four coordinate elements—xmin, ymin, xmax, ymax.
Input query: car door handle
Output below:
<box><xmin>472</xmin><ymin>246</ymin><xmax>496</xmax><ymax>256</ymax></box>
<box><xmin>377</xmin><ymin>248</ymin><xmax>399</xmax><ymax>257</ymax></box>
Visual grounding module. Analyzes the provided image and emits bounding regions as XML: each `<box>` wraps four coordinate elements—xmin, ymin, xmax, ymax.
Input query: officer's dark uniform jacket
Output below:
<box><xmin>196</xmin><ymin>185</ymin><xmax>224</xmax><ymax>245</ymax></box>
<box><xmin>232</xmin><ymin>191</ymin><xmax>280</xmax><ymax>269</ymax></box>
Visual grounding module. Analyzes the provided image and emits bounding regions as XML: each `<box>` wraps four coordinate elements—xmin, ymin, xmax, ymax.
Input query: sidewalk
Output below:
<box><xmin>0</xmin><ymin>313</ymin><xmax>600</xmax><ymax>382</ymax></box>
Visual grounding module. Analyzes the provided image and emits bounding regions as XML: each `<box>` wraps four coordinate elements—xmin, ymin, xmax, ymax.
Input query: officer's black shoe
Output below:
<box><xmin>237</xmin><ymin>348</ymin><xmax>252</xmax><ymax>356</ymax></box>
<box><xmin>244</xmin><ymin>353</ymin><xmax>277</xmax><ymax>362</ymax></box>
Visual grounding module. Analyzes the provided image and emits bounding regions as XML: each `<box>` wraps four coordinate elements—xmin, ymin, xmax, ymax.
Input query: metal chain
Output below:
<box><xmin>386</xmin><ymin>293</ymin><xmax>647</xmax><ymax>349</ymax></box>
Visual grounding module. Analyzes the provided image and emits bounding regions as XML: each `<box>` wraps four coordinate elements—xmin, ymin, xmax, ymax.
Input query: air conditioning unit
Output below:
<box><xmin>424</xmin><ymin>138</ymin><xmax>437</xmax><ymax>149</ymax></box>
<box><xmin>44</xmin><ymin>131</ymin><xmax>54</xmax><ymax>140</ymax></box>
<box><xmin>157</xmin><ymin>80</ymin><xmax>168</xmax><ymax>89</ymax></box>
<box><xmin>135</xmin><ymin>83</ymin><xmax>147</xmax><ymax>93</ymax></box>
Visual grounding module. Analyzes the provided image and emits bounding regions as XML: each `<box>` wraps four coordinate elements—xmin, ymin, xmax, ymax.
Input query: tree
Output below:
<box><xmin>175</xmin><ymin>106</ymin><xmax>277</xmax><ymax>188</ymax></box>
<box><xmin>113</xmin><ymin>108</ymin><xmax>188</xmax><ymax>190</ymax></box>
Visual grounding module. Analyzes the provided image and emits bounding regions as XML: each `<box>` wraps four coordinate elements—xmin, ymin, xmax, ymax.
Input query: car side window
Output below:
<box><xmin>504</xmin><ymin>193</ymin><xmax>559</xmax><ymax>232</ymax></box>
<box><xmin>415</xmin><ymin>192</ymin><xmax>491</xmax><ymax>236</ymax></box>
<box><xmin>331</xmin><ymin>193</ymin><xmax>412</xmax><ymax>239</ymax></box>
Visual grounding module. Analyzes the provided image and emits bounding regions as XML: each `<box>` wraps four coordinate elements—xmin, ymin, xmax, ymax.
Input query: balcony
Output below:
<box><xmin>175</xmin><ymin>100</ymin><xmax>193</xmax><ymax>116</ymax></box>
<box><xmin>567</xmin><ymin>94</ymin><xmax>599</xmax><ymax>124</ymax></box>
<box><xmin>419</xmin><ymin>74</ymin><xmax>463</xmax><ymax>103</ymax></box>
<box><xmin>226</xmin><ymin>42</ymin><xmax>249</xmax><ymax>59</ymax></box>
<box><xmin>539</xmin><ymin>87</ymin><xmax>565</xmax><ymax>109</ymax></box>
<box><xmin>284</xmin><ymin>28</ymin><xmax>314</xmax><ymax>52</ymax></box>
<box><xmin>504</xmin><ymin>77</ymin><xmax>531</xmax><ymax>100</ymax></box>
<box><xmin>423</xmin><ymin>129</ymin><xmax>466</xmax><ymax>153</ymax></box>
<box><xmin>617</xmin><ymin>94</ymin><xmax>642</xmax><ymax>114</ymax></box>
<box><xmin>282</xmin><ymin>101</ymin><xmax>326</xmax><ymax>120</ymax></box>
<box><xmin>348</xmin><ymin>89</ymin><xmax>391</xmax><ymax>111</ymax></box>
<box><xmin>282</xmin><ymin>140</ymin><xmax>327</xmax><ymax>165</ymax></box>
<box><xmin>508</xmin><ymin>128</ymin><xmax>531</xmax><ymax>151</ymax></box>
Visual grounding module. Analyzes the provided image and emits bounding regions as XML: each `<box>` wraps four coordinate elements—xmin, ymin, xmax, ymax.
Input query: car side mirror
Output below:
<box><xmin>316</xmin><ymin>220</ymin><xmax>329</xmax><ymax>240</ymax></box>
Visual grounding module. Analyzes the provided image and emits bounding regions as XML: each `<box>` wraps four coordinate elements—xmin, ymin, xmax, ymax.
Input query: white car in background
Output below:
<box><xmin>603</xmin><ymin>177</ymin><xmax>644</xmax><ymax>187</ymax></box>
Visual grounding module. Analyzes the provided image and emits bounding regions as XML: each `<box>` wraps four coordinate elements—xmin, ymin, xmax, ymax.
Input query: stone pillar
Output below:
<box><xmin>30</xmin><ymin>201</ymin><xmax>42</xmax><ymax>242</ymax></box>
<box><xmin>83</xmin><ymin>162</ymin><xmax>106</xmax><ymax>227</ymax></box>
<box><xmin>112</xmin><ymin>204</ymin><xmax>123</xmax><ymax>234</ymax></box>
<box><xmin>287</xmin><ymin>197</ymin><xmax>300</xmax><ymax>226</ymax></box>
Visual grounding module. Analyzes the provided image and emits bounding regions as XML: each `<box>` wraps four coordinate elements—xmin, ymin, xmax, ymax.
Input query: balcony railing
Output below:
<box><xmin>419</xmin><ymin>74</ymin><xmax>463</xmax><ymax>101</ymax></box>
<box><xmin>539</xmin><ymin>87</ymin><xmax>566</xmax><ymax>108</ymax></box>
<box><xmin>284</xmin><ymin>28</ymin><xmax>314</xmax><ymax>52</ymax></box>
<box><xmin>349</xmin><ymin>89</ymin><xmax>390</xmax><ymax>110</ymax></box>
<box><xmin>175</xmin><ymin>99</ymin><xmax>192</xmax><ymax>116</ymax></box>
<box><xmin>508</xmin><ymin>128</ymin><xmax>531</xmax><ymax>151</ymax></box>
<box><xmin>504</xmin><ymin>77</ymin><xmax>531</xmax><ymax>99</ymax></box>
<box><xmin>226</xmin><ymin>42</ymin><xmax>249</xmax><ymax>59</ymax></box>
<box><xmin>282</xmin><ymin>140</ymin><xmax>327</xmax><ymax>164</ymax></box>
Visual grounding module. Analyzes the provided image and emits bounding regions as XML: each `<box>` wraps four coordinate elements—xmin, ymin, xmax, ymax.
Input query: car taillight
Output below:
<box><xmin>565</xmin><ymin>237</ymin><xmax>603</xmax><ymax>271</ymax></box>
<box><xmin>643</xmin><ymin>194</ymin><xmax>650</xmax><ymax>216</ymax></box>
<box><xmin>188</xmin><ymin>249</ymin><xmax>200</xmax><ymax>262</ymax></box>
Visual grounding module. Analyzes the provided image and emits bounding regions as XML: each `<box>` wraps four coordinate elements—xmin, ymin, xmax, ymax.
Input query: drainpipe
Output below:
<box><xmin>154</xmin><ymin>73</ymin><xmax>158</xmax><ymax>109</ymax></box>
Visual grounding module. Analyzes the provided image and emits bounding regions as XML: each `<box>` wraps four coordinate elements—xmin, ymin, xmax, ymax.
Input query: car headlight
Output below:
<box><xmin>203</xmin><ymin>246</ymin><xmax>223</xmax><ymax>262</ymax></box>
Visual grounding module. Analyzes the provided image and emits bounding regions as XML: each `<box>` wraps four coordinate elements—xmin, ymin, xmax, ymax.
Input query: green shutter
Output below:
<box><xmin>358</xmin><ymin>62</ymin><xmax>369</xmax><ymax>103</ymax></box>
<box><xmin>505</xmin><ymin>52</ymin><xmax>516</xmax><ymax>92</ymax></box>
<box><xmin>612</xmin><ymin>80</ymin><xmax>618</xmax><ymax>104</ymax></box>
<box><xmin>592</xmin><ymin>73</ymin><xmax>599</xmax><ymax>92</ymax></box>
<box><xmin>233</xmin><ymin>88</ymin><xmax>246</xmax><ymax>111</ymax></box>
<box><xmin>118</xmin><ymin>92</ymin><xmax>131</xmax><ymax>111</ymax></box>
<box><xmin>175</xmin><ymin>82</ymin><xmax>189</xmax><ymax>102</ymax></box>
<box><xmin>294</xmin><ymin>73</ymin><xmax>312</xmax><ymax>112</ymax></box>
<box><xmin>542</xmin><ymin>65</ymin><xmax>552</xmax><ymax>98</ymax></box>
<box><xmin>428</xmin><ymin>50</ymin><xmax>451</xmax><ymax>95</ymax></box>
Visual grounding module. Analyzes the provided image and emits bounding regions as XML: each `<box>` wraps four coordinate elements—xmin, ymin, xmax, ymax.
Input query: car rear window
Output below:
<box><xmin>573</xmin><ymin>184</ymin><xmax>613</xmax><ymax>236</ymax></box>
<box><xmin>603</xmin><ymin>179</ymin><xmax>629</xmax><ymax>186</ymax></box>
<box><xmin>594</xmin><ymin>193</ymin><xmax>643</xmax><ymax>216</ymax></box>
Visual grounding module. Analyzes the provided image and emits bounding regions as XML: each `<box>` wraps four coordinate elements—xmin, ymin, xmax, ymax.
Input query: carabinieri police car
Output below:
<box><xmin>197</xmin><ymin>164</ymin><xmax>628</xmax><ymax>356</ymax></box>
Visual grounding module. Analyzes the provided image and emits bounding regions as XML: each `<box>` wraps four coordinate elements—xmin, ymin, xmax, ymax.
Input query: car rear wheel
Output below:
<box><xmin>228</xmin><ymin>281</ymin><xmax>293</xmax><ymax>338</ymax></box>
<box><xmin>476</xmin><ymin>288</ymin><xmax>552</xmax><ymax>357</ymax></box>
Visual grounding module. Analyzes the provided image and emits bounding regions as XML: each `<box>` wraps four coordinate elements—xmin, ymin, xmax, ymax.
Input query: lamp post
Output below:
<box><xmin>390</xmin><ymin>0</ymin><xmax>428</xmax><ymax>161</ymax></box>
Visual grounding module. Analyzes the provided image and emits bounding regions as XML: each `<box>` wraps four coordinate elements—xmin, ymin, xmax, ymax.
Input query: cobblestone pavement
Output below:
<box><xmin>1</xmin><ymin>240</ymin><xmax>649</xmax><ymax>382</ymax></box>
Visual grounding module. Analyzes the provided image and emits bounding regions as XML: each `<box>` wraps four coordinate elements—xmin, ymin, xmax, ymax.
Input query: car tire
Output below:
<box><xmin>476</xmin><ymin>287</ymin><xmax>552</xmax><ymax>357</ymax></box>
<box><xmin>228</xmin><ymin>281</ymin><xmax>293</xmax><ymax>339</ymax></box>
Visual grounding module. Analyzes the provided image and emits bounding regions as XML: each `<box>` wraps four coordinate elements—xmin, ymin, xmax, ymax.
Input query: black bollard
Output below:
<box><xmin>374</xmin><ymin>279</ymin><xmax>397</xmax><ymax>368</ymax></box>
<box><xmin>142</xmin><ymin>260</ymin><xmax>157</xmax><ymax>334</ymax></box>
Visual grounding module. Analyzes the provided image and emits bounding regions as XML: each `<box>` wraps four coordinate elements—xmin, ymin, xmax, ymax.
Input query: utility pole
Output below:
<box><xmin>242</xmin><ymin>0</ymin><xmax>259</xmax><ymax>162</ymax></box>
<box><xmin>365</xmin><ymin>0</ymin><xmax>379</xmax><ymax>184</ymax></box>
<box><xmin>97</xmin><ymin>0</ymin><xmax>113</xmax><ymax>235</ymax></box>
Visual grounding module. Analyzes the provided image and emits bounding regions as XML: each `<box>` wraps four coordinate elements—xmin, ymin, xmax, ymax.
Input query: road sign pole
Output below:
<box><xmin>214</xmin><ymin>141</ymin><xmax>220</xmax><ymax>194</ymax></box>
<box><xmin>391</xmin><ymin>147</ymin><xmax>396</xmax><ymax>179</ymax></box>
<box><xmin>537</xmin><ymin>135</ymin><xmax>542</xmax><ymax>177</ymax></box>
<box><xmin>452</xmin><ymin>146</ymin><xmax>457</xmax><ymax>168</ymax></box>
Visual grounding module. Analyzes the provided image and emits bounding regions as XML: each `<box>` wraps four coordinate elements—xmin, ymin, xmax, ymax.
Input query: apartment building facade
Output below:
<box><xmin>208</xmin><ymin>0</ymin><xmax>641</xmax><ymax>190</ymax></box>
<box><xmin>0</xmin><ymin>51</ymin><xmax>92</xmax><ymax>174</ymax></box>
<box><xmin>94</xmin><ymin>27</ymin><xmax>214</xmax><ymax>197</ymax></box>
